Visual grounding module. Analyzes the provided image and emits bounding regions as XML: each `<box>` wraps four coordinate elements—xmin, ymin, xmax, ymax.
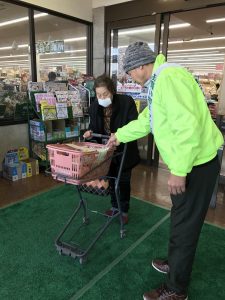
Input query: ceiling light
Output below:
<box><xmin>64</xmin><ymin>37</ymin><xmax>87</xmax><ymax>42</ymax></box>
<box><xmin>169</xmin><ymin>36</ymin><xmax>225</xmax><ymax>44</ymax></box>
<box><xmin>0</xmin><ymin>59</ymin><xmax>29</xmax><ymax>63</ymax></box>
<box><xmin>168</xmin><ymin>52</ymin><xmax>224</xmax><ymax>58</ymax></box>
<box><xmin>168</xmin><ymin>23</ymin><xmax>190</xmax><ymax>29</ymax></box>
<box><xmin>178</xmin><ymin>62</ymin><xmax>217</xmax><ymax>65</ymax></box>
<box><xmin>206</xmin><ymin>17</ymin><xmax>225</xmax><ymax>23</ymax></box>
<box><xmin>117</xmin><ymin>23</ymin><xmax>190</xmax><ymax>36</ymax></box>
<box><xmin>118</xmin><ymin>28</ymin><xmax>155</xmax><ymax>36</ymax></box>
<box><xmin>40</xmin><ymin>50</ymin><xmax>86</xmax><ymax>56</ymax></box>
<box><xmin>0</xmin><ymin>46</ymin><xmax>12</xmax><ymax>51</ymax></box>
<box><xmin>65</xmin><ymin>49</ymin><xmax>86</xmax><ymax>53</ymax></box>
<box><xmin>0</xmin><ymin>54</ymin><xmax>28</xmax><ymax>59</ymax></box>
<box><xmin>40</xmin><ymin>56</ymin><xmax>86</xmax><ymax>61</ymax></box>
<box><xmin>169</xmin><ymin>58</ymin><xmax>224</xmax><ymax>62</ymax></box>
<box><xmin>0</xmin><ymin>13</ymin><xmax>47</xmax><ymax>27</ymax></box>
<box><xmin>168</xmin><ymin>46</ymin><xmax>225</xmax><ymax>53</ymax></box>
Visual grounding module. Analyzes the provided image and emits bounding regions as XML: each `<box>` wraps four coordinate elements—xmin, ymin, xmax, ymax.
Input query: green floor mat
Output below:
<box><xmin>0</xmin><ymin>185</ymin><xmax>168</xmax><ymax>300</ymax></box>
<box><xmin>81</xmin><ymin>220</ymin><xmax>225</xmax><ymax>300</ymax></box>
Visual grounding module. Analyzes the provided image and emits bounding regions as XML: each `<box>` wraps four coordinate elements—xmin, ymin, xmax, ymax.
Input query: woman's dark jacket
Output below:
<box><xmin>88</xmin><ymin>94</ymin><xmax>140</xmax><ymax>170</ymax></box>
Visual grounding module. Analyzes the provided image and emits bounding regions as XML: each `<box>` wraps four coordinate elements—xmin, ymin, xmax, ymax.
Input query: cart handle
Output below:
<box><xmin>91</xmin><ymin>133</ymin><xmax>110</xmax><ymax>139</ymax></box>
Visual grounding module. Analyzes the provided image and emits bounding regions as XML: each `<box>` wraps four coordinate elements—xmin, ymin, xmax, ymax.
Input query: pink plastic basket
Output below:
<box><xmin>47</xmin><ymin>142</ymin><xmax>114</xmax><ymax>185</ymax></box>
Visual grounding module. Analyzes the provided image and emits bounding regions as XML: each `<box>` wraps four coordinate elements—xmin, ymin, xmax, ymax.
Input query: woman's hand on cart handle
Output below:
<box><xmin>83</xmin><ymin>130</ymin><xmax>93</xmax><ymax>139</ymax></box>
<box><xmin>106</xmin><ymin>133</ymin><xmax>120</xmax><ymax>147</ymax></box>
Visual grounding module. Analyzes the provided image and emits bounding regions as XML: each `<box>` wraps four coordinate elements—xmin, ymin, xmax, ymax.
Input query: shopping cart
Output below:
<box><xmin>47</xmin><ymin>134</ymin><xmax>127</xmax><ymax>264</ymax></box>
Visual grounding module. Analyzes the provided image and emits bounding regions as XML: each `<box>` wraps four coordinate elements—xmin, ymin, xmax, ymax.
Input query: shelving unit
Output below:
<box><xmin>27</xmin><ymin>82</ymin><xmax>90</xmax><ymax>170</ymax></box>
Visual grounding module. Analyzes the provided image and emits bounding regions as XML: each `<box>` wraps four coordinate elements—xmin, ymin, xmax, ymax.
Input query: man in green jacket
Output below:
<box><xmin>107</xmin><ymin>41</ymin><xmax>224</xmax><ymax>300</ymax></box>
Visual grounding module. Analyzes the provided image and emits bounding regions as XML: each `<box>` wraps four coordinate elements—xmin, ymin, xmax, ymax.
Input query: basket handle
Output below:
<box><xmin>91</xmin><ymin>133</ymin><xmax>110</xmax><ymax>139</ymax></box>
<box><xmin>83</xmin><ymin>132</ymin><xmax>110</xmax><ymax>141</ymax></box>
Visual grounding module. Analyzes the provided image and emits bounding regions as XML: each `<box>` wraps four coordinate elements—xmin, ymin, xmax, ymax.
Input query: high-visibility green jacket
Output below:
<box><xmin>116</xmin><ymin>54</ymin><xmax>224</xmax><ymax>176</ymax></box>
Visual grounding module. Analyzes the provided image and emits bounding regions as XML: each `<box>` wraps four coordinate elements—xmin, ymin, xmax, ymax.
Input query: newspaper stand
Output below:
<box><xmin>47</xmin><ymin>135</ymin><xmax>127</xmax><ymax>264</ymax></box>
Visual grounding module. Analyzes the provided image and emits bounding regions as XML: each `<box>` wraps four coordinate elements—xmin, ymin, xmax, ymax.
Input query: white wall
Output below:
<box><xmin>18</xmin><ymin>0</ymin><xmax>93</xmax><ymax>21</ymax></box>
<box><xmin>0</xmin><ymin>124</ymin><xmax>29</xmax><ymax>171</ymax></box>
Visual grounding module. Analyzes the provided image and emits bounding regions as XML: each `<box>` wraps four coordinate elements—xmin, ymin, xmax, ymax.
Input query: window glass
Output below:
<box><xmin>34</xmin><ymin>11</ymin><xmax>88</xmax><ymax>82</ymax></box>
<box><xmin>167</xmin><ymin>7</ymin><xmax>225</xmax><ymax>100</ymax></box>
<box><xmin>110</xmin><ymin>24</ymin><xmax>156</xmax><ymax>161</ymax></box>
<box><xmin>0</xmin><ymin>1</ymin><xmax>30</xmax><ymax>124</ymax></box>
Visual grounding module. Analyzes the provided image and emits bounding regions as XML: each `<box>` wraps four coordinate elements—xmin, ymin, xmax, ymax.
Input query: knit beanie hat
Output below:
<box><xmin>123</xmin><ymin>41</ymin><xmax>156</xmax><ymax>73</ymax></box>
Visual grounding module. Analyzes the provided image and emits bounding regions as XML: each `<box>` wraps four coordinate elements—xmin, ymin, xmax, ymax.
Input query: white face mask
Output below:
<box><xmin>98</xmin><ymin>98</ymin><xmax>112</xmax><ymax>107</ymax></box>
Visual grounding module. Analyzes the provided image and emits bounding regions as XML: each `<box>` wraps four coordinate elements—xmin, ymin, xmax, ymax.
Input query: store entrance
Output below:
<box><xmin>107</xmin><ymin>15</ymin><xmax>167</xmax><ymax>164</ymax></box>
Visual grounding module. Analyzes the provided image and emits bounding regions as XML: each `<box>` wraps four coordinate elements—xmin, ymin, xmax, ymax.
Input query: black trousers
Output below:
<box><xmin>166</xmin><ymin>155</ymin><xmax>220</xmax><ymax>294</ymax></box>
<box><xmin>108</xmin><ymin>162</ymin><xmax>132</xmax><ymax>213</ymax></box>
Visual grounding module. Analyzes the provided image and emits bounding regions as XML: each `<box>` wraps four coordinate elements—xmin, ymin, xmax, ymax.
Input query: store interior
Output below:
<box><xmin>1</xmin><ymin>1</ymin><xmax>225</xmax><ymax>299</ymax></box>
<box><xmin>0</xmin><ymin>1</ymin><xmax>224</xmax><ymax>205</ymax></box>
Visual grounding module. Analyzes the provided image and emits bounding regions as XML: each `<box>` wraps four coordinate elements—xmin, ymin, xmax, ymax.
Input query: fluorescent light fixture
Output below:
<box><xmin>168</xmin><ymin>23</ymin><xmax>190</xmax><ymax>29</ymax></box>
<box><xmin>118</xmin><ymin>28</ymin><xmax>155</xmax><ymax>36</ymax></box>
<box><xmin>64</xmin><ymin>37</ymin><xmax>87</xmax><ymax>42</ymax></box>
<box><xmin>0</xmin><ymin>46</ymin><xmax>13</xmax><ymax>51</ymax></box>
<box><xmin>0</xmin><ymin>13</ymin><xmax>47</xmax><ymax>27</ymax></box>
<box><xmin>40</xmin><ymin>50</ymin><xmax>86</xmax><ymax>56</ymax></box>
<box><xmin>40</xmin><ymin>56</ymin><xmax>86</xmax><ymax>61</ymax></box>
<box><xmin>168</xmin><ymin>46</ymin><xmax>225</xmax><ymax>53</ymax></box>
<box><xmin>168</xmin><ymin>52</ymin><xmax>224</xmax><ymax>58</ymax></box>
<box><xmin>206</xmin><ymin>17</ymin><xmax>225</xmax><ymax>23</ymax></box>
<box><xmin>18</xmin><ymin>44</ymin><xmax>28</xmax><ymax>48</ymax></box>
<box><xmin>169</xmin><ymin>58</ymin><xmax>224</xmax><ymax>62</ymax></box>
<box><xmin>169</xmin><ymin>36</ymin><xmax>225</xmax><ymax>44</ymax></box>
<box><xmin>65</xmin><ymin>49</ymin><xmax>86</xmax><ymax>53</ymax></box>
<box><xmin>178</xmin><ymin>62</ymin><xmax>217</xmax><ymax>65</ymax></box>
<box><xmin>116</xmin><ymin>23</ymin><xmax>190</xmax><ymax>36</ymax></box>
<box><xmin>0</xmin><ymin>59</ymin><xmax>28</xmax><ymax>63</ymax></box>
<box><xmin>0</xmin><ymin>54</ymin><xmax>28</xmax><ymax>59</ymax></box>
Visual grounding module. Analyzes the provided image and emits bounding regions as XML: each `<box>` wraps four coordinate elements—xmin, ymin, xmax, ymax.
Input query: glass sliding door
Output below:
<box><xmin>110</xmin><ymin>23</ymin><xmax>158</xmax><ymax>162</ymax></box>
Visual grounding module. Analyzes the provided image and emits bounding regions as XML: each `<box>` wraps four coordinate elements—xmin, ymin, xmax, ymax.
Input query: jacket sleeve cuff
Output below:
<box><xmin>170</xmin><ymin>170</ymin><xmax>187</xmax><ymax>177</ymax></box>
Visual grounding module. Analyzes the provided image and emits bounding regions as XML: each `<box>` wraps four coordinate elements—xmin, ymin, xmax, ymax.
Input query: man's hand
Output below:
<box><xmin>106</xmin><ymin>133</ymin><xmax>120</xmax><ymax>147</ymax></box>
<box><xmin>83</xmin><ymin>130</ymin><xmax>92</xmax><ymax>139</ymax></box>
<box><xmin>168</xmin><ymin>173</ymin><xmax>186</xmax><ymax>195</ymax></box>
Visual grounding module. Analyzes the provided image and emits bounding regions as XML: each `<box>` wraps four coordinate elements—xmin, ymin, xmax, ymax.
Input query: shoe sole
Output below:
<box><xmin>151</xmin><ymin>261</ymin><xmax>168</xmax><ymax>274</ymax></box>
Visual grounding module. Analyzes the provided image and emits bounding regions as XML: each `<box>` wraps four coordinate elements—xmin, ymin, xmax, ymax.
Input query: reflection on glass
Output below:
<box><xmin>167</xmin><ymin>7</ymin><xmax>225</xmax><ymax>100</ymax></box>
<box><xmin>111</xmin><ymin>25</ymin><xmax>155</xmax><ymax>104</ymax></box>
<box><xmin>110</xmin><ymin>25</ymin><xmax>156</xmax><ymax>160</ymax></box>
<box><xmin>34</xmin><ymin>11</ymin><xmax>88</xmax><ymax>82</ymax></box>
<box><xmin>0</xmin><ymin>1</ymin><xmax>30</xmax><ymax>122</ymax></box>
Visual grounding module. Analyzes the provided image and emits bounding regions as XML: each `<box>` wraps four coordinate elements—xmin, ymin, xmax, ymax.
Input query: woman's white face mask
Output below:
<box><xmin>98</xmin><ymin>98</ymin><xmax>112</xmax><ymax>107</ymax></box>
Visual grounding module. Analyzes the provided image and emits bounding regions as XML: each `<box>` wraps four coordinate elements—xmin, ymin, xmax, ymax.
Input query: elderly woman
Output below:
<box><xmin>83</xmin><ymin>74</ymin><xmax>140</xmax><ymax>224</ymax></box>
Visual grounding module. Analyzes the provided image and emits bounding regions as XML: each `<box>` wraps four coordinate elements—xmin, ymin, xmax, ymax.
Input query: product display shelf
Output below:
<box><xmin>27</xmin><ymin>89</ymin><xmax>90</xmax><ymax>171</ymax></box>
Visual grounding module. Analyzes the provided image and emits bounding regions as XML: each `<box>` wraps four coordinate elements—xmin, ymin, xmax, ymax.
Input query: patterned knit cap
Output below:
<box><xmin>123</xmin><ymin>41</ymin><xmax>156</xmax><ymax>73</ymax></box>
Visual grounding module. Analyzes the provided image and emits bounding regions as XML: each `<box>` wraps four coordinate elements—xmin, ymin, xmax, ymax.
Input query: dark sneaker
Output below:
<box><xmin>143</xmin><ymin>284</ymin><xmax>188</xmax><ymax>300</ymax></box>
<box><xmin>105</xmin><ymin>208</ymin><xmax>128</xmax><ymax>224</ymax></box>
<box><xmin>105</xmin><ymin>207</ymin><xmax>119</xmax><ymax>216</ymax></box>
<box><xmin>152</xmin><ymin>259</ymin><xmax>169</xmax><ymax>274</ymax></box>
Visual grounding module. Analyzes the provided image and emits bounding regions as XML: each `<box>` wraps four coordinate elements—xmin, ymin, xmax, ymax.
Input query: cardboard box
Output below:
<box><xmin>4</xmin><ymin>150</ymin><xmax>19</xmax><ymax>166</ymax></box>
<box><xmin>2</xmin><ymin>162</ymin><xmax>27</xmax><ymax>181</ymax></box>
<box><xmin>22</xmin><ymin>158</ymin><xmax>39</xmax><ymax>177</ymax></box>
<box><xmin>18</xmin><ymin>147</ymin><xmax>29</xmax><ymax>161</ymax></box>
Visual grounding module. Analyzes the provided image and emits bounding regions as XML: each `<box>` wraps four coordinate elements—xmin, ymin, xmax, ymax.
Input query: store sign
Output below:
<box><xmin>36</xmin><ymin>40</ymin><xmax>64</xmax><ymax>54</ymax></box>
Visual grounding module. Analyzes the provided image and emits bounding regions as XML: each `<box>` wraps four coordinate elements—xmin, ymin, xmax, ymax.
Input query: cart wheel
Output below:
<box><xmin>83</xmin><ymin>217</ymin><xmax>89</xmax><ymax>225</ymax></box>
<box><xmin>79</xmin><ymin>256</ymin><xmax>86</xmax><ymax>264</ymax></box>
<box><xmin>120</xmin><ymin>230</ymin><xmax>126</xmax><ymax>239</ymax></box>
